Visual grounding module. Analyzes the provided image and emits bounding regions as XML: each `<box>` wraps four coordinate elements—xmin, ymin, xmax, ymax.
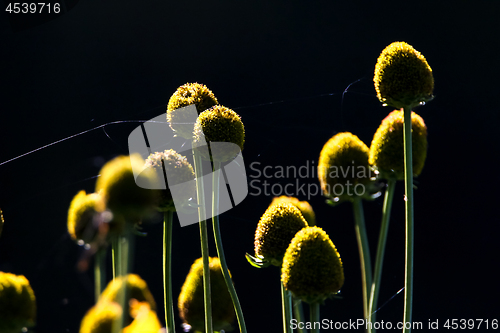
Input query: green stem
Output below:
<box><xmin>292</xmin><ymin>297</ymin><xmax>306</xmax><ymax>333</ymax></box>
<box><xmin>113</xmin><ymin>224</ymin><xmax>133</xmax><ymax>333</ymax></box>
<box><xmin>403</xmin><ymin>106</ymin><xmax>414</xmax><ymax>333</ymax></box>
<box><xmin>163</xmin><ymin>211</ymin><xmax>176</xmax><ymax>333</ymax></box>
<box><xmin>193</xmin><ymin>152</ymin><xmax>213</xmax><ymax>333</ymax></box>
<box><xmin>281</xmin><ymin>280</ymin><xmax>292</xmax><ymax>333</ymax></box>
<box><xmin>94</xmin><ymin>249</ymin><xmax>106</xmax><ymax>302</ymax></box>
<box><xmin>352</xmin><ymin>196</ymin><xmax>372</xmax><ymax>324</ymax></box>
<box><xmin>368</xmin><ymin>178</ymin><xmax>396</xmax><ymax>329</ymax></box>
<box><xmin>309</xmin><ymin>302</ymin><xmax>320</xmax><ymax>333</ymax></box>
<box><xmin>211</xmin><ymin>161</ymin><xmax>247</xmax><ymax>333</ymax></box>
<box><xmin>112</xmin><ymin>236</ymin><xmax>118</xmax><ymax>280</ymax></box>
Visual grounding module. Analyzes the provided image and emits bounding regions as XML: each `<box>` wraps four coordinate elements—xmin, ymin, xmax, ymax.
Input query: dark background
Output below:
<box><xmin>1</xmin><ymin>0</ymin><xmax>499</xmax><ymax>332</ymax></box>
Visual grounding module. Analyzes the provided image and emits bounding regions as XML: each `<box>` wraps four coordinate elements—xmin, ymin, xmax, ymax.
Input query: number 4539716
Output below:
<box><xmin>6</xmin><ymin>3</ymin><xmax>61</xmax><ymax>14</ymax></box>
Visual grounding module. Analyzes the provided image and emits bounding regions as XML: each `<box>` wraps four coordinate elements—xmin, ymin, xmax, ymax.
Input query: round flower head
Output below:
<box><xmin>369</xmin><ymin>110</ymin><xmax>428</xmax><ymax>180</ymax></box>
<box><xmin>0</xmin><ymin>272</ymin><xmax>36</xmax><ymax>333</ymax></box>
<box><xmin>254</xmin><ymin>203</ymin><xmax>308</xmax><ymax>266</ymax></box>
<box><xmin>178</xmin><ymin>257</ymin><xmax>235</xmax><ymax>332</ymax></box>
<box><xmin>0</xmin><ymin>209</ymin><xmax>4</xmax><ymax>238</ymax></box>
<box><xmin>144</xmin><ymin>149</ymin><xmax>196</xmax><ymax>212</ymax></box>
<box><xmin>194</xmin><ymin>105</ymin><xmax>245</xmax><ymax>162</ymax></box>
<box><xmin>318</xmin><ymin>132</ymin><xmax>375</xmax><ymax>202</ymax></box>
<box><xmin>167</xmin><ymin>83</ymin><xmax>219</xmax><ymax>140</ymax></box>
<box><xmin>374</xmin><ymin>41</ymin><xmax>434</xmax><ymax>109</ymax></box>
<box><xmin>95</xmin><ymin>154</ymin><xmax>159</xmax><ymax>224</ymax></box>
<box><xmin>67</xmin><ymin>190</ymin><xmax>105</xmax><ymax>243</ymax></box>
<box><xmin>80</xmin><ymin>300</ymin><xmax>122</xmax><ymax>333</ymax></box>
<box><xmin>270</xmin><ymin>196</ymin><xmax>316</xmax><ymax>226</ymax></box>
<box><xmin>282</xmin><ymin>227</ymin><xmax>344</xmax><ymax>304</ymax></box>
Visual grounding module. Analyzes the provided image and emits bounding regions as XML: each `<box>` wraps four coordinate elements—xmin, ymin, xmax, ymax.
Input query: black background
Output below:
<box><xmin>1</xmin><ymin>1</ymin><xmax>499</xmax><ymax>332</ymax></box>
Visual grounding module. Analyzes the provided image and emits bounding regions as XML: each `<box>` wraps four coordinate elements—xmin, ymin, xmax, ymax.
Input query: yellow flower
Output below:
<box><xmin>178</xmin><ymin>257</ymin><xmax>235</xmax><ymax>333</ymax></box>
<box><xmin>167</xmin><ymin>83</ymin><xmax>219</xmax><ymax>140</ymax></box>
<box><xmin>194</xmin><ymin>105</ymin><xmax>245</xmax><ymax>162</ymax></box>
<box><xmin>144</xmin><ymin>149</ymin><xmax>196</xmax><ymax>212</ymax></box>
<box><xmin>79</xmin><ymin>301</ymin><xmax>122</xmax><ymax>333</ymax></box>
<box><xmin>282</xmin><ymin>227</ymin><xmax>344</xmax><ymax>304</ymax></box>
<box><xmin>67</xmin><ymin>190</ymin><xmax>104</xmax><ymax>242</ymax></box>
<box><xmin>318</xmin><ymin>132</ymin><xmax>374</xmax><ymax>202</ymax></box>
<box><xmin>0</xmin><ymin>272</ymin><xmax>36</xmax><ymax>333</ymax></box>
<box><xmin>95</xmin><ymin>154</ymin><xmax>159</xmax><ymax>223</ymax></box>
<box><xmin>270</xmin><ymin>196</ymin><xmax>316</xmax><ymax>226</ymax></box>
<box><xmin>369</xmin><ymin>110</ymin><xmax>428</xmax><ymax>180</ymax></box>
<box><xmin>254</xmin><ymin>203</ymin><xmax>308</xmax><ymax>266</ymax></box>
<box><xmin>374</xmin><ymin>41</ymin><xmax>434</xmax><ymax>109</ymax></box>
<box><xmin>99</xmin><ymin>274</ymin><xmax>157</xmax><ymax>327</ymax></box>
<box><xmin>123</xmin><ymin>300</ymin><xmax>162</xmax><ymax>333</ymax></box>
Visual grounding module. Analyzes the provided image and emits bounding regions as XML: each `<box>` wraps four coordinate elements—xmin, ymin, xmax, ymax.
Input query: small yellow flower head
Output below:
<box><xmin>178</xmin><ymin>257</ymin><xmax>235</xmax><ymax>332</ymax></box>
<box><xmin>100</xmin><ymin>274</ymin><xmax>156</xmax><ymax>326</ymax></box>
<box><xmin>369</xmin><ymin>110</ymin><xmax>428</xmax><ymax>180</ymax></box>
<box><xmin>282</xmin><ymin>227</ymin><xmax>344</xmax><ymax>304</ymax></box>
<box><xmin>318</xmin><ymin>133</ymin><xmax>373</xmax><ymax>202</ymax></box>
<box><xmin>123</xmin><ymin>300</ymin><xmax>162</xmax><ymax>333</ymax></box>
<box><xmin>167</xmin><ymin>83</ymin><xmax>219</xmax><ymax>139</ymax></box>
<box><xmin>194</xmin><ymin>105</ymin><xmax>245</xmax><ymax>162</ymax></box>
<box><xmin>374</xmin><ymin>41</ymin><xmax>434</xmax><ymax>109</ymax></box>
<box><xmin>270</xmin><ymin>196</ymin><xmax>316</xmax><ymax>226</ymax></box>
<box><xmin>79</xmin><ymin>301</ymin><xmax>122</xmax><ymax>333</ymax></box>
<box><xmin>0</xmin><ymin>209</ymin><xmax>4</xmax><ymax>238</ymax></box>
<box><xmin>254</xmin><ymin>203</ymin><xmax>308</xmax><ymax>266</ymax></box>
<box><xmin>95</xmin><ymin>154</ymin><xmax>159</xmax><ymax>223</ymax></box>
<box><xmin>144</xmin><ymin>149</ymin><xmax>196</xmax><ymax>212</ymax></box>
<box><xmin>67</xmin><ymin>191</ymin><xmax>104</xmax><ymax>242</ymax></box>
<box><xmin>0</xmin><ymin>272</ymin><xmax>37</xmax><ymax>333</ymax></box>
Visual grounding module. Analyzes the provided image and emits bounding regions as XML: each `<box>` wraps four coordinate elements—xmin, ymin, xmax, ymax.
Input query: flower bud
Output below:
<box><xmin>254</xmin><ymin>203</ymin><xmax>308</xmax><ymax>266</ymax></box>
<box><xmin>318</xmin><ymin>132</ymin><xmax>375</xmax><ymax>202</ymax></box>
<box><xmin>0</xmin><ymin>271</ymin><xmax>36</xmax><ymax>333</ymax></box>
<box><xmin>374</xmin><ymin>41</ymin><xmax>434</xmax><ymax>109</ymax></box>
<box><xmin>369</xmin><ymin>110</ymin><xmax>428</xmax><ymax>180</ymax></box>
<box><xmin>167</xmin><ymin>83</ymin><xmax>219</xmax><ymax>140</ymax></box>
<box><xmin>79</xmin><ymin>301</ymin><xmax>122</xmax><ymax>333</ymax></box>
<box><xmin>178</xmin><ymin>257</ymin><xmax>235</xmax><ymax>332</ymax></box>
<box><xmin>67</xmin><ymin>190</ymin><xmax>104</xmax><ymax>243</ymax></box>
<box><xmin>95</xmin><ymin>154</ymin><xmax>159</xmax><ymax>223</ymax></box>
<box><xmin>270</xmin><ymin>196</ymin><xmax>316</xmax><ymax>226</ymax></box>
<box><xmin>282</xmin><ymin>227</ymin><xmax>344</xmax><ymax>304</ymax></box>
<box><xmin>144</xmin><ymin>149</ymin><xmax>196</xmax><ymax>212</ymax></box>
<box><xmin>194</xmin><ymin>105</ymin><xmax>245</xmax><ymax>162</ymax></box>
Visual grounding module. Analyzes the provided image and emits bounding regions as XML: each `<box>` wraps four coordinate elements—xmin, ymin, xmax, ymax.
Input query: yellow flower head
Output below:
<box><xmin>178</xmin><ymin>257</ymin><xmax>235</xmax><ymax>333</ymax></box>
<box><xmin>194</xmin><ymin>105</ymin><xmax>245</xmax><ymax>162</ymax></box>
<box><xmin>0</xmin><ymin>209</ymin><xmax>4</xmax><ymax>238</ymax></box>
<box><xmin>99</xmin><ymin>274</ymin><xmax>157</xmax><ymax>326</ymax></box>
<box><xmin>123</xmin><ymin>300</ymin><xmax>162</xmax><ymax>333</ymax></box>
<box><xmin>282</xmin><ymin>227</ymin><xmax>344</xmax><ymax>304</ymax></box>
<box><xmin>270</xmin><ymin>196</ymin><xmax>316</xmax><ymax>226</ymax></box>
<box><xmin>0</xmin><ymin>272</ymin><xmax>36</xmax><ymax>333</ymax></box>
<box><xmin>79</xmin><ymin>301</ymin><xmax>122</xmax><ymax>333</ymax></box>
<box><xmin>254</xmin><ymin>203</ymin><xmax>308</xmax><ymax>266</ymax></box>
<box><xmin>144</xmin><ymin>149</ymin><xmax>196</xmax><ymax>212</ymax></box>
<box><xmin>95</xmin><ymin>154</ymin><xmax>159</xmax><ymax>223</ymax></box>
<box><xmin>167</xmin><ymin>83</ymin><xmax>219</xmax><ymax>140</ymax></box>
<box><xmin>369</xmin><ymin>110</ymin><xmax>428</xmax><ymax>180</ymax></box>
<box><xmin>374</xmin><ymin>41</ymin><xmax>434</xmax><ymax>109</ymax></box>
<box><xmin>318</xmin><ymin>132</ymin><xmax>374</xmax><ymax>202</ymax></box>
<box><xmin>67</xmin><ymin>191</ymin><xmax>104</xmax><ymax>242</ymax></box>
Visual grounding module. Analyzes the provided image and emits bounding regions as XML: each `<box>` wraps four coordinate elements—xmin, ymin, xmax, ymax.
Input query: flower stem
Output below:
<box><xmin>292</xmin><ymin>297</ymin><xmax>306</xmax><ymax>333</ymax></box>
<box><xmin>211</xmin><ymin>161</ymin><xmax>247</xmax><ymax>333</ymax></box>
<box><xmin>281</xmin><ymin>280</ymin><xmax>292</xmax><ymax>333</ymax></box>
<box><xmin>352</xmin><ymin>196</ymin><xmax>372</xmax><ymax>324</ymax></box>
<box><xmin>309</xmin><ymin>302</ymin><xmax>320</xmax><ymax>333</ymax></box>
<box><xmin>164</xmin><ymin>211</ymin><xmax>176</xmax><ymax>333</ymax></box>
<box><xmin>94</xmin><ymin>249</ymin><xmax>106</xmax><ymax>302</ymax></box>
<box><xmin>193</xmin><ymin>152</ymin><xmax>213</xmax><ymax>333</ymax></box>
<box><xmin>402</xmin><ymin>106</ymin><xmax>414</xmax><ymax>333</ymax></box>
<box><xmin>368</xmin><ymin>178</ymin><xmax>396</xmax><ymax>329</ymax></box>
<box><xmin>112</xmin><ymin>237</ymin><xmax>118</xmax><ymax>280</ymax></box>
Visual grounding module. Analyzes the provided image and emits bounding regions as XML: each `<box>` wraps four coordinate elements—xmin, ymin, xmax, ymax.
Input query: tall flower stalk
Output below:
<box><xmin>374</xmin><ymin>41</ymin><xmax>433</xmax><ymax>332</ymax></box>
